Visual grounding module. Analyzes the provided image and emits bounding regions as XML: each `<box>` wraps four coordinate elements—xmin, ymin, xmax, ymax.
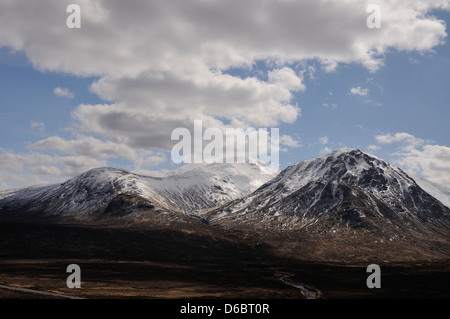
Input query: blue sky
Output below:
<box><xmin>1</xmin><ymin>0</ymin><xmax>450</xmax><ymax>189</ymax></box>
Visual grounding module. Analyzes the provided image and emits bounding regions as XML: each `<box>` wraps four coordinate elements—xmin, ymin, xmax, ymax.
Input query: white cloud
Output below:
<box><xmin>319</xmin><ymin>136</ymin><xmax>329</xmax><ymax>145</ymax></box>
<box><xmin>24</xmin><ymin>137</ymin><xmax>168</xmax><ymax>187</ymax></box>
<box><xmin>71</xmin><ymin>68</ymin><xmax>302</xmax><ymax>153</ymax></box>
<box><xmin>53</xmin><ymin>87</ymin><xmax>74</xmax><ymax>99</ymax></box>
<box><xmin>31</xmin><ymin>165</ymin><xmax>62</xmax><ymax>176</ymax></box>
<box><xmin>350</xmin><ymin>87</ymin><xmax>369</xmax><ymax>96</ymax></box>
<box><xmin>2</xmin><ymin>1</ymin><xmax>448</xmax><ymax>77</ymax></box>
<box><xmin>0</xmin><ymin>1</ymin><xmax>447</xmax><ymax>80</ymax></box>
<box><xmin>373</xmin><ymin>132</ymin><xmax>450</xmax><ymax>185</ymax></box>
<box><xmin>0</xmin><ymin>0</ymin><xmax>449</xmax><ymax>185</ymax></box>
<box><xmin>58</xmin><ymin>156</ymin><xmax>107</xmax><ymax>176</ymax></box>
<box><xmin>86</xmin><ymin>69</ymin><xmax>301</xmax><ymax>131</ymax></box>
<box><xmin>0</xmin><ymin>149</ymin><xmax>108</xmax><ymax>189</ymax></box>
<box><xmin>29</xmin><ymin>136</ymin><xmax>137</xmax><ymax>160</ymax></box>
<box><xmin>133</xmin><ymin>150</ymin><xmax>167</xmax><ymax>172</ymax></box>
<box><xmin>367</xmin><ymin>144</ymin><xmax>381</xmax><ymax>151</ymax></box>
<box><xmin>0</xmin><ymin>170</ymin><xmax>50</xmax><ymax>190</ymax></box>
<box><xmin>268</xmin><ymin>67</ymin><xmax>306</xmax><ymax>92</ymax></box>
<box><xmin>0</xmin><ymin>150</ymin><xmax>106</xmax><ymax>175</ymax></box>
<box><xmin>375</xmin><ymin>132</ymin><xmax>424</xmax><ymax>150</ymax></box>
<box><xmin>307</xmin><ymin>66</ymin><xmax>316</xmax><ymax>82</ymax></box>
<box><xmin>280</xmin><ymin>135</ymin><xmax>302</xmax><ymax>149</ymax></box>
<box><xmin>30</xmin><ymin>121</ymin><xmax>45</xmax><ymax>132</ymax></box>
<box><xmin>394</xmin><ymin>144</ymin><xmax>450</xmax><ymax>186</ymax></box>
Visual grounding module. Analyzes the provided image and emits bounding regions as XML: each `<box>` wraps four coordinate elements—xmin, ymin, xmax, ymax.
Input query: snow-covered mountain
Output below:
<box><xmin>0</xmin><ymin>163</ymin><xmax>276</xmax><ymax>218</ymax></box>
<box><xmin>2</xmin><ymin>148</ymin><xmax>448</xmax><ymax>262</ymax></box>
<box><xmin>0</xmin><ymin>168</ymin><xmax>171</xmax><ymax>217</ymax></box>
<box><xmin>207</xmin><ymin>148</ymin><xmax>450</xmax><ymax>235</ymax></box>
<box><xmin>1</xmin><ymin>148</ymin><xmax>449</xmax><ymax>241</ymax></box>
<box><xmin>151</xmin><ymin>162</ymin><xmax>277</xmax><ymax>212</ymax></box>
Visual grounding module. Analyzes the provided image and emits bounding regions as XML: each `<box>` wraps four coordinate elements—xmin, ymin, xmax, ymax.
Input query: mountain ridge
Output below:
<box><xmin>1</xmin><ymin>148</ymin><xmax>449</xmax><ymax>261</ymax></box>
<box><xmin>0</xmin><ymin>163</ymin><xmax>276</xmax><ymax>219</ymax></box>
<box><xmin>1</xmin><ymin>148</ymin><xmax>449</xmax><ymax>230</ymax></box>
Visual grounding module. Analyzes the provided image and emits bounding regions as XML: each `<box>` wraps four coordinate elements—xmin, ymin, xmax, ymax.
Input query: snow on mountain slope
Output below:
<box><xmin>0</xmin><ymin>163</ymin><xmax>276</xmax><ymax>218</ymax></box>
<box><xmin>2</xmin><ymin>148</ymin><xmax>448</xmax><ymax>237</ymax></box>
<box><xmin>207</xmin><ymin>148</ymin><xmax>450</xmax><ymax>233</ymax></box>
<box><xmin>412</xmin><ymin>176</ymin><xmax>450</xmax><ymax>209</ymax></box>
<box><xmin>0</xmin><ymin>168</ymin><xmax>172</xmax><ymax>216</ymax></box>
<box><xmin>155</xmin><ymin>163</ymin><xmax>277</xmax><ymax>212</ymax></box>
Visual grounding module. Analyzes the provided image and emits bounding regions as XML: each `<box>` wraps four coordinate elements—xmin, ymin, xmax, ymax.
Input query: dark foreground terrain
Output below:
<box><xmin>0</xmin><ymin>219</ymin><xmax>449</xmax><ymax>299</ymax></box>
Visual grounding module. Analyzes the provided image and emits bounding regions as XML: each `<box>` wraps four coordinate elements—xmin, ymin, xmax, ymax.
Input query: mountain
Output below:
<box><xmin>0</xmin><ymin>168</ymin><xmax>173</xmax><ymax>219</ymax></box>
<box><xmin>0</xmin><ymin>163</ymin><xmax>275</xmax><ymax>220</ymax></box>
<box><xmin>1</xmin><ymin>148</ymin><xmax>449</xmax><ymax>261</ymax></box>
<box><xmin>2</xmin><ymin>148</ymin><xmax>449</xmax><ymax>233</ymax></box>
<box><xmin>206</xmin><ymin>148</ymin><xmax>450</xmax><ymax>237</ymax></box>
<box><xmin>150</xmin><ymin>162</ymin><xmax>277</xmax><ymax>212</ymax></box>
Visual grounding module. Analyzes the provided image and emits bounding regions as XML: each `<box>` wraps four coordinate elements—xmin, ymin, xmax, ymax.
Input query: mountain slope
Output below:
<box><xmin>0</xmin><ymin>168</ymin><xmax>175</xmax><ymax>218</ymax></box>
<box><xmin>0</xmin><ymin>163</ymin><xmax>275</xmax><ymax>219</ymax></box>
<box><xmin>152</xmin><ymin>163</ymin><xmax>276</xmax><ymax>212</ymax></box>
<box><xmin>207</xmin><ymin>148</ymin><xmax>450</xmax><ymax>236</ymax></box>
<box><xmin>1</xmin><ymin>149</ymin><xmax>449</xmax><ymax>262</ymax></box>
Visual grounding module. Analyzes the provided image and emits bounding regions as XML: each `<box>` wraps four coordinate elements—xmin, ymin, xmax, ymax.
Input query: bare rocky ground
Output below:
<box><xmin>0</xmin><ymin>217</ymin><xmax>449</xmax><ymax>299</ymax></box>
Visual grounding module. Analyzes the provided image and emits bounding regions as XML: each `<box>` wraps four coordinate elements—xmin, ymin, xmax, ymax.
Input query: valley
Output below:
<box><xmin>0</xmin><ymin>220</ymin><xmax>449</xmax><ymax>299</ymax></box>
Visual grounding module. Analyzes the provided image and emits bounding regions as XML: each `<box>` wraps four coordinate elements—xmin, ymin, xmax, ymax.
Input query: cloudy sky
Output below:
<box><xmin>1</xmin><ymin>0</ymin><xmax>450</xmax><ymax>190</ymax></box>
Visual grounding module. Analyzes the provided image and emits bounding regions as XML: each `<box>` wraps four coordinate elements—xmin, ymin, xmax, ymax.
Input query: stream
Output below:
<box><xmin>278</xmin><ymin>275</ymin><xmax>319</xmax><ymax>299</ymax></box>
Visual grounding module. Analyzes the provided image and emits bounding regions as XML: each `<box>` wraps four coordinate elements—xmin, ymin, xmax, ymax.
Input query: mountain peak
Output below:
<box><xmin>327</xmin><ymin>147</ymin><xmax>360</xmax><ymax>156</ymax></box>
<box><xmin>323</xmin><ymin>147</ymin><xmax>381</xmax><ymax>162</ymax></box>
<box><xmin>209</xmin><ymin>147</ymin><xmax>450</xmax><ymax>234</ymax></box>
<box><xmin>279</xmin><ymin>147</ymin><xmax>390</xmax><ymax>193</ymax></box>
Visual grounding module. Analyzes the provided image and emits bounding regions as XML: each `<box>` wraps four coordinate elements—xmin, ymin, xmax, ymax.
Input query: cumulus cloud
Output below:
<box><xmin>375</xmin><ymin>132</ymin><xmax>424</xmax><ymax>150</ymax></box>
<box><xmin>2</xmin><ymin>0</ymin><xmax>447</xmax><ymax>76</ymax></box>
<box><xmin>280</xmin><ymin>135</ymin><xmax>302</xmax><ymax>149</ymax></box>
<box><xmin>29</xmin><ymin>136</ymin><xmax>137</xmax><ymax>160</ymax></box>
<box><xmin>350</xmin><ymin>87</ymin><xmax>369</xmax><ymax>96</ymax></box>
<box><xmin>0</xmin><ymin>150</ymin><xmax>106</xmax><ymax>175</ymax></box>
<box><xmin>85</xmin><ymin>69</ymin><xmax>301</xmax><ymax>135</ymax></box>
<box><xmin>268</xmin><ymin>68</ymin><xmax>306</xmax><ymax>92</ymax></box>
<box><xmin>0</xmin><ymin>170</ymin><xmax>50</xmax><ymax>190</ymax></box>
<box><xmin>394</xmin><ymin>144</ymin><xmax>450</xmax><ymax>186</ymax></box>
<box><xmin>133</xmin><ymin>150</ymin><xmax>167</xmax><ymax>173</ymax></box>
<box><xmin>0</xmin><ymin>149</ymin><xmax>107</xmax><ymax>189</ymax></box>
<box><xmin>0</xmin><ymin>0</ymin><xmax>449</xmax><ymax>186</ymax></box>
<box><xmin>374</xmin><ymin>132</ymin><xmax>450</xmax><ymax>185</ymax></box>
<box><xmin>1</xmin><ymin>0</ymin><xmax>447</xmax><ymax>115</ymax></box>
<box><xmin>367</xmin><ymin>144</ymin><xmax>381</xmax><ymax>151</ymax></box>
<box><xmin>31</xmin><ymin>165</ymin><xmax>62</xmax><ymax>176</ymax></box>
<box><xmin>30</xmin><ymin>121</ymin><xmax>46</xmax><ymax>132</ymax></box>
<box><xmin>53</xmin><ymin>87</ymin><xmax>74</xmax><ymax>99</ymax></box>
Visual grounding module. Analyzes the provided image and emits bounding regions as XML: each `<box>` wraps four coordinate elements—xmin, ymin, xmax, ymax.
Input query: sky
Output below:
<box><xmin>0</xmin><ymin>0</ymin><xmax>450</xmax><ymax>190</ymax></box>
